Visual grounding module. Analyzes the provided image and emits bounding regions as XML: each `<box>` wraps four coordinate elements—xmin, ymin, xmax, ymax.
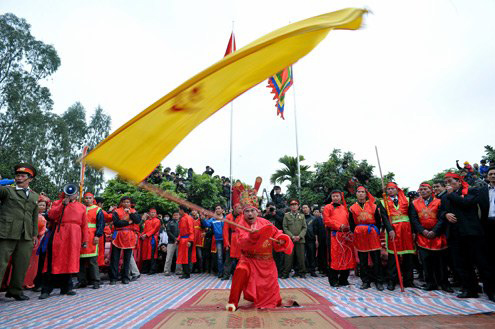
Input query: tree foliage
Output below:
<box><xmin>270</xmin><ymin>155</ymin><xmax>311</xmax><ymax>185</ymax></box>
<box><xmin>0</xmin><ymin>13</ymin><xmax>111</xmax><ymax>199</ymax></box>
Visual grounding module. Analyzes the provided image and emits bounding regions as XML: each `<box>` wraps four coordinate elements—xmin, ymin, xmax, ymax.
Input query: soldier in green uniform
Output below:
<box><xmin>281</xmin><ymin>199</ymin><xmax>307</xmax><ymax>279</ymax></box>
<box><xmin>0</xmin><ymin>163</ymin><xmax>39</xmax><ymax>301</ymax></box>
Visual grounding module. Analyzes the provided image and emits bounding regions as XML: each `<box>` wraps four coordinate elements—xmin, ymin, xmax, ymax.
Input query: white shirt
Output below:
<box><xmin>488</xmin><ymin>185</ymin><xmax>495</xmax><ymax>218</ymax></box>
<box><xmin>15</xmin><ymin>186</ymin><xmax>29</xmax><ymax>197</ymax></box>
<box><xmin>159</xmin><ymin>230</ymin><xmax>168</xmax><ymax>245</ymax></box>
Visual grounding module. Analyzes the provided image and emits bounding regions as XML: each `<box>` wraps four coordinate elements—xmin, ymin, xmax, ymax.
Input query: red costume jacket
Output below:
<box><xmin>323</xmin><ymin>203</ymin><xmax>356</xmax><ymax>270</ymax></box>
<box><xmin>223</xmin><ymin>213</ymin><xmax>245</xmax><ymax>259</ymax></box>
<box><xmin>177</xmin><ymin>214</ymin><xmax>196</xmax><ymax>264</ymax></box>
<box><xmin>141</xmin><ymin>217</ymin><xmax>161</xmax><ymax>260</ymax></box>
<box><xmin>381</xmin><ymin>197</ymin><xmax>415</xmax><ymax>254</ymax></box>
<box><xmin>411</xmin><ymin>198</ymin><xmax>447</xmax><ymax>250</ymax></box>
<box><xmin>349</xmin><ymin>201</ymin><xmax>381</xmax><ymax>252</ymax></box>
<box><xmin>46</xmin><ymin>200</ymin><xmax>88</xmax><ymax>274</ymax></box>
<box><xmin>112</xmin><ymin>208</ymin><xmax>140</xmax><ymax>249</ymax></box>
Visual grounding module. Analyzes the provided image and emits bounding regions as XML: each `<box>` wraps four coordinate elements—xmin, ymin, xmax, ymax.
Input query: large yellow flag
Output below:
<box><xmin>85</xmin><ymin>8</ymin><xmax>366</xmax><ymax>182</ymax></box>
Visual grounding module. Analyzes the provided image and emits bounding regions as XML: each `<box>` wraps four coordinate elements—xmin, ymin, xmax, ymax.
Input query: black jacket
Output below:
<box><xmin>304</xmin><ymin>214</ymin><xmax>317</xmax><ymax>242</ymax></box>
<box><xmin>439</xmin><ymin>188</ymin><xmax>484</xmax><ymax>238</ymax></box>
<box><xmin>166</xmin><ymin>219</ymin><xmax>180</xmax><ymax>244</ymax></box>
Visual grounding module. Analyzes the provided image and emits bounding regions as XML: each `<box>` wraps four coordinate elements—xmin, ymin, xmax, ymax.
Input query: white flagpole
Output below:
<box><xmin>292</xmin><ymin>67</ymin><xmax>301</xmax><ymax>199</ymax></box>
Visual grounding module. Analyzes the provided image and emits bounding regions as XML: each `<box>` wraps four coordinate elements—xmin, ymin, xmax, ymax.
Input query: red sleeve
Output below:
<box><xmin>223</xmin><ymin>214</ymin><xmax>233</xmax><ymax>248</ymax></box>
<box><xmin>151</xmin><ymin>219</ymin><xmax>161</xmax><ymax>236</ymax></box>
<box><xmin>38</xmin><ymin>216</ymin><xmax>47</xmax><ymax>237</ymax></box>
<box><xmin>48</xmin><ymin>199</ymin><xmax>64</xmax><ymax>223</ymax></box>
<box><xmin>81</xmin><ymin>206</ymin><xmax>89</xmax><ymax>244</ymax></box>
<box><xmin>188</xmin><ymin>216</ymin><xmax>194</xmax><ymax>242</ymax></box>
<box><xmin>103</xmin><ymin>210</ymin><xmax>113</xmax><ymax>223</ymax></box>
<box><xmin>322</xmin><ymin>204</ymin><xmax>332</xmax><ymax>228</ymax></box>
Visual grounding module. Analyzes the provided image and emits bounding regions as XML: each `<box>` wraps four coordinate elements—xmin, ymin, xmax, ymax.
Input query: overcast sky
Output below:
<box><xmin>2</xmin><ymin>0</ymin><xmax>494</xmax><ymax>193</ymax></box>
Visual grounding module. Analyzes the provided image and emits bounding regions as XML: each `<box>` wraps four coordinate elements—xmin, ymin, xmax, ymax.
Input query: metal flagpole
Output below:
<box><xmin>292</xmin><ymin>66</ymin><xmax>301</xmax><ymax>199</ymax></box>
<box><xmin>228</xmin><ymin>21</ymin><xmax>235</xmax><ymax>210</ymax></box>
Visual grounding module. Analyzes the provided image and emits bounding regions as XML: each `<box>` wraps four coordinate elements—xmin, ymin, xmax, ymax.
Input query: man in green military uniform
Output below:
<box><xmin>0</xmin><ymin>163</ymin><xmax>39</xmax><ymax>301</ymax></box>
<box><xmin>281</xmin><ymin>199</ymin><xmax>307</xmax><ymax>279</ymax></box>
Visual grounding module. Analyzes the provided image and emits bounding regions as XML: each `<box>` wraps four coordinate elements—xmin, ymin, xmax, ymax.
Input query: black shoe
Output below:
<box><xmin>421</xmin><ymin>283</ymin><xmax>438</xmax><ymax>291</ymax></box>
<box><xmin>376</xmin><ymin>282</ymin><xmax>384</xmax><ymax>291</ymax></box>
<box><xmin>180</xmin><ymin>274</ymin><xmax>190</xmax><ymax>279</ymax></box>
<box><xmin>74</xmin><ymin>283</ymin><xmax>87</xmax><ymax>289</ymax></box>
<box><xmin>5</xmin><ymin>292</ymin><xmax>29</xmax><ymax>301</ymax></box>
<box><xmin>339</xmin><ymin>281</ymin><xmax>350</xmax><ymax>286</ymax></box>
<box><xmin>299</xmin><ymin>274</ymin><xmax>306</xmax><ymax>279</ymax></box>
<box><xmin>360</xmin><ymin>282</ymin><xmax>371</xmax><ymax>290</ymax></box>
<box><xmin>404</xmin><ymin>282</ymin><xmax>418</xmax><ymax>289</ymax></box>
<box><xmin>221</xmin><ymin>277</ymin><xmax>229</xmax><ymax>281</ymax></box>
<box><xmin>387</xmin><ymin>282</ymin><xmax>396</xmax><ymax>291</ymax></box>
<box><xmin>329</xmin><ymin>281</ymin><xmax>339</xmax><ymax>287</ymax></box>
<box><xmin>130</xmin><ymin>275</ymin><xmax>140</xmax><ymax>282</ymax></box>
<box><xmin>122</xmin><ymin>279</ymin><xmax>130</xmax><ymax>284</ymax></box>
<box><xmin>149</xmin><ymin>272</ymin><xmax>156</xmax><ymax>275</ymax></box>
<box><xmin>39</xmin><ymin>293</ymin><xmax>50</xmax><ymax>300</ymax></box>
<box><xmin>65</xmin><ymin>291</ymin><xmax>76</xmax><ymax>296</ymax></box>
<box><xmin>441</xmin><ymin>285</ymin><xmax>454</xmax><ymax>293</ymax></box>
<box><xmin>310</xmin><ymin>272</ymin><xmax>318</xmax><ymax>277</ymax></box>
<box><xmin>110</xmin><ymin>280</ymin><xmax>117</xmax><ymax>285</ymax></box>
<box><xmin>32</xmin><ymin>286</ymin><xmax>42</xmax><ymax>292</ymax></box>
<box><xmin>457</xmin><ymin>290</ymin><xmax>478</xmax><ymax>298</ymax></box>
<box><xmin>280</xmin><ymin>275</ymin><xmax>289</xmax><ymax>279</ymax></box>
<box><xmin>487</xmin><ymin>294</ymin><xmax>495</xmax><ymax>302</ymax></box>
<box><xmin>92</xmin><ymin>282</ymin><xmax>100</xmax><ymax>289</ymax></box>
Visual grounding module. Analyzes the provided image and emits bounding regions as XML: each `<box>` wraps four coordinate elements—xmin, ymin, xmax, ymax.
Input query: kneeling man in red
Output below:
<box><xmin>226</xmin><ymin>204</ymin><xmax>293</xmax><ymax>311</ymax></box>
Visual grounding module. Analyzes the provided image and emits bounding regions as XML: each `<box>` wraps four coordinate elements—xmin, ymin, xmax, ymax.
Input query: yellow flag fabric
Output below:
<box><xmin>85</xmin><ymin>8</ymin><xmax>367</xmax><ymax>182</ymax></box>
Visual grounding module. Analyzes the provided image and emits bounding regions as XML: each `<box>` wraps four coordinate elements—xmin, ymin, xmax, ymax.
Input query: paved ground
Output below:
<box><xmin>349</xmin><ymin>313</ymin><xmax>495</xmax><ymax>328</ymax></box>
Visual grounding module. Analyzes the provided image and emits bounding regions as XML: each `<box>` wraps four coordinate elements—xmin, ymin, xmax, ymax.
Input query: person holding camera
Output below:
<box><xmin>40</xmin><ymin>185</ymin><xmax>89</xmax><ymax>299</ymax></box>
<box><xmin>0</xmin><ymin>164</ymin><xmax>39</xmax><ymax>301</ymax></box>
<box><xmin>109</xmin><ymin>196</ymin><xmax>141</xmax><ymax>285</ymax></box>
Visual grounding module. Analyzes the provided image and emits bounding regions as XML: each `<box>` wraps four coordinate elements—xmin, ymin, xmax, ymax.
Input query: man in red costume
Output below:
<box><xmin>381</xmin><ymin>182</ymin><xmax>415</xmax><ymax>291</ymax></box>
<box><xmin>222</xmin><ymin>203</ymin><xmax>244</xmax><ymax>280</ymax></box>
<box><xmin>226</xmin><ymin>204</ymin><xmax>293</xmax><ymax>311</ymax></box>
<box><xmin>410</xmin><ymin>182</ymin><xmax>452</xmax><ymax>292</ymax></box>
<box><xmin>349</xmin><ymin>186</ymin><xmax>387</xmax><ymax>291</ymax></box>
<box><xmin>77</xmin><ymin>192</ymin><xmax>105</xmax><ymax>289</ymax></box>
<box><xmin>177</xmin><ymin>206</ymin><xmax>195</xmax><ymax>279</ymax></box>
<box><xmin>109</xmin><ymin>196</ymin><xmax>141</xmax><ymax>285</ymax></box>
<box><xmin>323</xmin><ymin>190</ymin><xmax>356</xmax><ymax>287</ymax></box>
<box><xmin>140</xmin><ymin>208</ymin><xmax>161</xmax><ymax>275</ymax></box>
<box><xmin>40</xmin><ymin>189</ymin><xmax>88</xmax><ymax>299</ymax></box>
<box><xmin>191</xmin><ymin>210</ymin><xmax>204</xmax><ymax>273</ymax></box>
<box><xmin>95</xmin><ymin>197</ymin><xmax>115</xmax><ymax>267</ymax></box>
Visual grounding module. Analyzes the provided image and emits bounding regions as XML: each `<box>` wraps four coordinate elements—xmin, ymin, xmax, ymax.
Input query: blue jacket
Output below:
<box><xmin>201</xmin><ymin>217</ymin><xmax>224</xmax><ymax>241</ymax></box>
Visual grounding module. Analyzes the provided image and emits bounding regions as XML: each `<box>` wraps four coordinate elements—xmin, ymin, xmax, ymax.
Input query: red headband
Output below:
<box><xmin>419</xmin><ymin>183</ymin><xmax>432</xmax><ymax>190</ymax></box>
<box><xmin>357</xmin><ymin>186</ymin><xmax>375</xmax><ymax>204</ymax></box>
<box><xmin>149</xmin><ymin>208</ymin><xmax>157</xmax><ymax>212</ymax></box>
<box><xmin>84</xmin><ymin>192</ymin><xmax>94</xmax><ymax>197</ymax></box>
<box><xmin>386</xmin><ymin>182</ymin><xmax>398</xmax><ymax>189</ymax></box>
<box><xmin>386</xmin><ymin>182</ymin><xmax>407</xmax><ymax>204</ymax></box>
<box><xmin>445</xmin><ymin>172</ymin><xmax>469</xmax><ymax>196</ymax></box>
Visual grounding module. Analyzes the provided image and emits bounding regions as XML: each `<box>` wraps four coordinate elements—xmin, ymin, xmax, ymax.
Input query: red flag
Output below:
<box><xmin>224</xmin><ymin>32</ymin><xmax>236</xmax><ymax>57</ymax></box>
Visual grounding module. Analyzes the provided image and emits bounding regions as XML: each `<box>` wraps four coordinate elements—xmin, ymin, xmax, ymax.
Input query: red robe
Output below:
<box><xmin>98</xmin><ymin>210</ymin><xmax>114</xmax><ymax>266</ymax></box>
<box><xmin>193</xmin><ymin>218</ymin><xmax>205</xmax><ymax>248</ymax></box>
<box><xmin>349</xmin><ymin>201</ymin><xmax>381</xmax><ymax>252</ymax></box>
<box><xmin>112</xmin><ymin>208</ymin><xmax>139</xmax><ymax>249</ymax></box>
<box><xmin>46</xmin><ymin>200</ymin><xmax>88</xmax><ymax>274</ymax></box>
<box><xmin>177</xmin><ymin>214</ymin><xmax>196</xmax><ymax>264</ymax></box>
<box><xmin>381</xmin><ymin>197</ymin><xmax>415</xmax><ymax>254</ymax></box>
<box><xmin>323</xmin><ymin>203</ymin><xmax>356</xmax><ymax>270</ymax></box>
<box><xmin>223</xmin><ymin>213</ymin><xmax>245</xmax><ymax>258</ymax></box>
<box><xmin>140</xmin><ymin>217</ymin><xmax>161</xmax><ymax>260</ymax></box>
<box><xmin>228</xmin><ymin>217</ymin><xmax>293</xmax><ymax>309</ymax></box>
<box><xmin>412</xmin><ymin>198</ymin><xmax>447</xmax><ymax>250</ymax></box>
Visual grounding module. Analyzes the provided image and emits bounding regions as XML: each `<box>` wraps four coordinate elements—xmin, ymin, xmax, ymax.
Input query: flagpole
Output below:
<box><xmin>228</xmin><ymin>21</ymin><xmax>235</xmax><ymax>211</ymax></box>
<box><xmin>292</xmin><ymin>67</ymin><xmax>301</xmax><ymax>199</ymax></box>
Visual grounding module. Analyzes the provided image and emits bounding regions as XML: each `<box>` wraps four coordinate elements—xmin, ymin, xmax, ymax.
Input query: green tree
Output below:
<box><xmin>270</xmin><ymin>155</ymin><xmax>311</xmax><ymax>185</ymax></box>
<box><xmin>187</xmin><ymin>174</ymin><xmax>225</xmax><ymax>210</ymax></box>
<box><xmin>483</xmin><ymin>145</ymin><xmax>495</xmax><ymax>161</ymax></box>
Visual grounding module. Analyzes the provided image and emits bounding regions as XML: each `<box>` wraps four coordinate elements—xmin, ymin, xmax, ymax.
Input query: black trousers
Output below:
<box><xmin>41</xmin><ymin>232</ymin><xmax>73</xmax><ymax>294</ymax></box>
<box><xmin>387</xmin><ymin>253</ymin><xmax>414</xmax><ymax>285</ymax></box>
<box><xmin>78</xmin><ymin>256</ymin><xmax>100</xmax><ymax>284</ymax></box>
<box><xmin>33</xmin><ymin>251</ymin><xmax>47</xmax><ymax>288</ymax></box>
<box><xmin>222</xmin><ymin>249</ymin><xmax>238</xmax><ymax>278</ymax></box>
<box><xmin>142</xmin><ymin>244</ymin><xmax>157</xmax><ymax>274</ymax></box>
<box><xmin>449</xmin><ymin>235</ymin><xmax>494</xmax><ymax>294</ymax></box>
<box><xmin>110</xmin><ymin>246</ymin><xmax>132</xmax><ymax>281</ymax></box>
<box><xmin>305</xmin><ymin>240</ymin><xmax>317</xmax><ymax>274</ymax></box>
<box><xmin>328</xmin><ymin>269</ymin><xmax>349</xmax><ymax>284</ymax></box>
<box><xmin>358</xmin><ymin>250</ymin><xmax>383</xmax><ymax>283</ymax></box>
<box><xmin>417</xmin><ymin>247</ymin><xmax>448</xmax><ymax>287</ymax></box>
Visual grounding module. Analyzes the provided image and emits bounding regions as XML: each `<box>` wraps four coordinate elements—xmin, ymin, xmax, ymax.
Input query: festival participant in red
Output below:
<box><xmin>323</xmin><ymin>190</ymin><xmax>356</xmax><ymax>287</ymax></box>
<box><xmin>226</xmin><ymin>204</ymin><xmax>293</xmax><ymax>311</ymax></box>
<box><xmin>177</xmin><ymin>206</ymin><xmax>195</xmax><ymax>279</ymax></box>
<box><xmin>21</xmin><ymin>197</ymin><xmax>47</xmax><ymax>289</ymax></box>
<box><xmin>39</xmin><ymin>190</ymin><xmax>88</xmax><ymax>299</ymax></box>
<box><xmin>140</xmin><ymin>208</ymin><xmax>161</xmax><ymax>274</ymax></box>
<box><xmin>109</xmin><ymin>196</ymin><xmax>141</xmax><ymax>285</ymax></box>
<box><xmin>222</xmin><ymin>203</ymin><xmax>244</xmax><ymax>280</ymax></box>
<box><xmin>77</xmin><ymin>192</ymin><xmax>105</xmax><ymax>289</ymax></box>
<box><xmin>381</xmin><ymin>182</ymin><xmax>415</xmax><ymax>291</ymax></box>
<box><xmin>191</xmin><ymin>210</ymin><xmax>205</xmax><ymax>273</ymax></box>
<box><xmin>410</xmin><ymin>182</ymin><xmax>452</xmax><ymax>292</ymax></box>
<box><xmin>95</xmin><ymin>197</ymin><xmax>115</xmax><ymax>266</ymax></box>
<box><xmin>349</xmin><ymin>186</ymin><xmax>387</xmax><ymax>291</ymax></box>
